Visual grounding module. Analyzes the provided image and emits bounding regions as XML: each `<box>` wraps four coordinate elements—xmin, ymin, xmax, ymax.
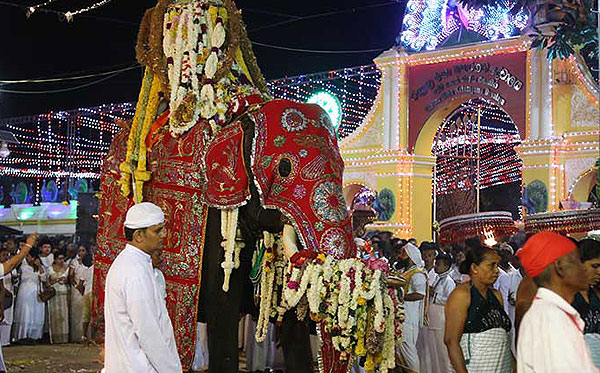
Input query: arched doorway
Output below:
<box><xmin>432</xmin><ymin>98</ymin><xmax>523</xmax><ymax>222</ymax></box>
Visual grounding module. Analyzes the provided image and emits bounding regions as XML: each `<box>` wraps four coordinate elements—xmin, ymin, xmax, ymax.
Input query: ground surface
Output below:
<box><xmin>3</xmin><ymin>344</ymin><xmax>103</xmax><ymax>373</ymax></box>
<box><xmin>2</xmin><ymin>344</ymin><xmax>255</xmax><ymax>372</ymax></box>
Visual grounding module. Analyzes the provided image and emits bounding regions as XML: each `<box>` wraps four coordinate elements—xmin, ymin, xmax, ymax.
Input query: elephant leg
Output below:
<box><xmin>279</xmin><ymin>310</ymin><xmax>313</xmax><ymax>373</ymax></box>
<box><xmin>199</xmin><ymin>207</ymin><xmax>243</xmax><ymax>373</ymax></box>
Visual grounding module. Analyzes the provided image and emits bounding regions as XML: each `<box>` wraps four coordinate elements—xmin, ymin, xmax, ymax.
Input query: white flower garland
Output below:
<box><xmin>220</xmin><ymin>208</ymin><xmax>239</xmax><ymax>292</ymax></box>
<box><xmin>252</xmin><ymin>240</ymin><xmax>404</xmax><ymax>371</ymax></box>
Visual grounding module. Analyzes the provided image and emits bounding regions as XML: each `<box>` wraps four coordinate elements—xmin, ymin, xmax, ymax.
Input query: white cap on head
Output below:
<box><xmin>403</xmin><ymin>242</ymin><xmax>424</xmax><ymax>269</ymax></box>
<box><xmin>124</xmin><ymin>202</ymin><xmax>165</xmax><ymax>229</ymax></box>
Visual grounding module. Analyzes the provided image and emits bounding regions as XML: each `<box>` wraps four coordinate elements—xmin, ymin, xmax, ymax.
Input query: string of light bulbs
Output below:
<box><xmin>24</xmin><ymin>0</ymin><xmax>114</xmax><ymax>22</ymax></box>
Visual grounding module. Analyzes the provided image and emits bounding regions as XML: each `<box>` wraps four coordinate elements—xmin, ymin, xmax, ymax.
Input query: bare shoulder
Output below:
<box><xmin>447</xmin><ymin>283</ymin><xmax>471</xmax><ymax>303</ymax></box>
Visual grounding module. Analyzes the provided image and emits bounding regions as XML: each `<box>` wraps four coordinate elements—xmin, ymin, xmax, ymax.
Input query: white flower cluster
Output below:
<box><xmin>220</xmin><ymin>208</ymin><xmax>243</xmax><ymax>292</ymax></box>
<box><xmin>254</xmin><ymin>243</ymin><xmax>404</xmax><ymax>372</ymax></box>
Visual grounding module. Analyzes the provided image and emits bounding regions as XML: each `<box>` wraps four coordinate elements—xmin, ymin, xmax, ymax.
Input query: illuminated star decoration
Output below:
<box><xmin>400</xmin><ymin>0</ymin><xmax>530</xmax><ymax>52</ymax></box>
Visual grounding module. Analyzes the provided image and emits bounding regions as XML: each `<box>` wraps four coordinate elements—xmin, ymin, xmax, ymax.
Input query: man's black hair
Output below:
<box><xmin>436</xmin><ymin>252</ymin><xmax>453</xmax><ymax>269</ymax></box>
<box><xmin>124</xmin><ymin>227</ymin><xmax>146</xmax><ymax>242</ymax></box>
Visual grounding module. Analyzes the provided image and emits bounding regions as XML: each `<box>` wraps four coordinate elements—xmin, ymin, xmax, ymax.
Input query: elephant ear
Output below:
<box><xmin>250</xmin><ymin>99</ymin><xmax>356</xmax><ymax>259</ymax></box>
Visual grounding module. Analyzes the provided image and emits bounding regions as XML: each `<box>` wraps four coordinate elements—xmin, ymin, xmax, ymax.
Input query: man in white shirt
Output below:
<box><xmin>516</xmin><ymin>231</ymin><xmax>598</xmax><ymax>373</ymax></box>
<box><xmin>400</xmin><ymin>243</ymin><xmax>428</xmax><ymax>373</ymax></box>
<box><xmin>104</xmin><ymin>202</ymin><xmax>182</xmax><ymax>373</ymax></box>
<box><xmin>151</xmin><ymin>250</ymin><xmax>167</xmax><ymax>302</ymax></box>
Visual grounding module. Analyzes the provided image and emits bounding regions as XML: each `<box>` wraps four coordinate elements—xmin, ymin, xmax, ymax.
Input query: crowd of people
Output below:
<box><xmin>358</xmin><ymin>230</ymin><xmax>600</xmax><ymax>373</ymax></box>
<box><xmin>0</xmin><ymin>235</ymin><xmax>95</xmax><ymax>370</ymax></box>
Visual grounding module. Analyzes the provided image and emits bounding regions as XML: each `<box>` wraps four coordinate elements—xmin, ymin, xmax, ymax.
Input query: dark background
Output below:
<box><xmin>0</xmin><ymin>0</ymin><xmax>406</xmax><ymax>118</ymax></box>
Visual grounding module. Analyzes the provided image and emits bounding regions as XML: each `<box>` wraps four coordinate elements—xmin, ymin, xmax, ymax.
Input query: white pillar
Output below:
<box><xmin>529</xmin><ymin>51</ymin><xmax>541</xmax><ymax>140</ymax></box>
<box><xmin>375</xmin><ymin>47</ymin><xmax>405</xmax><ymax>151</ymax></box>
<box><xmin>539</xmin><ymin>53</ymin><xmax>554</xmax><ymax>138</ymax></box>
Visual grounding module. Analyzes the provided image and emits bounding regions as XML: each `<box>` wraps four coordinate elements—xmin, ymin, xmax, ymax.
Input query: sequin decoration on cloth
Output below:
<box><xmin>93</xmin><ymin>120</ymin><xmax>211</xmax><ymax>370</ymax></box>
<box><xmin>201</xmin><ymin>122</ymin><xmax>250</xmax><ymax>208</ymax></box>
<box><xmin>250</xmin><ymin>99</ymin><xmax>355</xmax><ymax>259</ymax></box>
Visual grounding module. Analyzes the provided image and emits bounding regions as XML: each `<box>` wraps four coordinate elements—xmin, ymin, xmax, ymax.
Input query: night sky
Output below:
<box><xmin>0</xmin><ymin>0</ymin><xmax>406</xmax><ymax>118</ymax></box>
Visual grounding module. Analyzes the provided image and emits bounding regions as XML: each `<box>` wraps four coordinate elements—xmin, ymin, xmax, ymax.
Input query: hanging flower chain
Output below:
<box><xmin>254</xmin><ymin>243</ymin><xmax>405</xmax><ymax>372</ymax></box>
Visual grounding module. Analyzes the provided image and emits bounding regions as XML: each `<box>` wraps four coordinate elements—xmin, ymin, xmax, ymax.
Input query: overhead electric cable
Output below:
<box><xmin>250</xmin><ymin>41</ymin><xmax>387</xmax><ymax>54</ymax></box>
<box><xmin>248</xmin><ymin>2</ymin><xmax>400</xmax><ymax>33</ymax></box>
<box><xmin>0</xmin><ymin>70</ymin><xmax>126</xmax><ymax>94</ymax></box>
<box><xmin>0</xmin><ymin>64</ymin><xmax>141</xmax><ymax>84</ymax></box>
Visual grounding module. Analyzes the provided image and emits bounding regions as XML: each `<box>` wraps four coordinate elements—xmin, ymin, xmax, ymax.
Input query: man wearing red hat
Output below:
<box><xmin>516</xmin><ymin>231</ymin><xmax>598</xmax><ymax>372</ymax></box>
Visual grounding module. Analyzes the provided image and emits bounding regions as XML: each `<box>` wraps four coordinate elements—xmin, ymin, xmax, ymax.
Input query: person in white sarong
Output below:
<box><xmin>104</xmin><ymin>203</ymin><xmax>181</xmax><ymax>373</ymax></box>
<box><xmin>0</xmin><ymin>249</ymin><xmax>17</xmax><ymax>346</ymax></box>
<box><xmin>68</xmin><ymin>245</ymin><xmax>87</xmax><ymax>343</ymax></box>
<box><xmin>445</xmin><ymin>245</ymin><xmax>512</xmax><ymax>373</ymax></box>
<box><xmin>48</xmin><ymin>254</ymin><xmax>69</xmax><ymax>344</ymax></box>
<box><xmin>14</xmin><ymin>237</ymin><xmax>46</xmax><ymax>343</ymax></box>
<box><xmin>191</xmin><ymin>322</ymin><xmax>209</xmax><ymax>372</ymax></box>
<box><xmin>0</xmin><ymin>234</ymin><xmax>39</xmax><ymax>373</ymax></box>
<box><xmin>38</xmin><ymin>240</ymin><xmax>53</xmax><ymax>339</ymax></box>
<box><xmin>81</xmin><ymin>253</ymin><xmax>94</xmax><ymax>343</ymax></box>
<box><xmin>243</xmin><ymin>315</ymin><xmax>285</xmax><ymax>372</ymax></box>
<box><xmin>419</xmin><ymin>252</ymin><xmax>455</xmax><ymax>373</ymax></box>
<box><xmin>399</xmin><ymin>243</ymin><xmax>428</xmax><ymax>373</ymax></box>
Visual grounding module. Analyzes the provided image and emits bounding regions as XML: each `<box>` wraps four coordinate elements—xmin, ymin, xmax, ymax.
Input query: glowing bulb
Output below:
<box><xmin>0</xmin><ymin>142</ymin><xmax>11</xmax><ymax>158</ymax></box>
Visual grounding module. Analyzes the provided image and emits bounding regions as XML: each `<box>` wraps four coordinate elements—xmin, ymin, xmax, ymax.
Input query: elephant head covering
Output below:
<box><xmin>124</xmin><ymin>202</ymin><xmax>165</xmax><ymax>229</ymax></box>
<box><xmin>404</xmin><ymin>243</ymin><xmax>424</xmax><ymax>269</ymax></box>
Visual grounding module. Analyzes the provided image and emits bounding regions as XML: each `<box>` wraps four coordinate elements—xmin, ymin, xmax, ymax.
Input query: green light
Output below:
<box><xmin>18</xmin><ymin>208</ymin><xmax>35</xmax><ymax>221</ymax></box>
<box><xmin>307</xmin><ymin>91</ymin><xmax>342</xmax><ymax>131</ymax></box>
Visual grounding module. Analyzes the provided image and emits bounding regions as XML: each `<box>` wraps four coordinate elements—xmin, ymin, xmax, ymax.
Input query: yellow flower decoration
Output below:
<box><xmin>134</xmin><ymin>75</ymin><xmax>162</xmax><ymax>203</ymax></box>
<box><xmin>120</xmin><ymin>68</ymin><xmax>153</xmax><ymax>198</ymax></box>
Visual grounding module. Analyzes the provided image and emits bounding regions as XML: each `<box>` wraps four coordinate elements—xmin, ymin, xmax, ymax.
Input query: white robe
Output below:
<box><xmin>419</xmin><ymin>271</ymin><xmax>456</xmax><ymax>373</ymax></box>
<box><xmin>13</xmin><ymin>261</ymin><xmax>45</xmax><ymax>340</ymax></box>
<box><xmin>154</xmin><ymin>268</ymin><xmax>167</xmax><ymax>302</ymax></box>
<box><xmin>104</xmin><ymin>245</ymin><xmax>181</xmax><ymax>373</ymax></box>
<box><xmin>401</xmin><ymin>266</ymin><xmax>427</xmax><ymax>372</ymax></box>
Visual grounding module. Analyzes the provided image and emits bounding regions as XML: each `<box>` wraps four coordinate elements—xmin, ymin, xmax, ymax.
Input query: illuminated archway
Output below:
<box><xmin>432</xmin><ymin>98</ymin><xmax>522</xmax><ymax>221</ymax></box>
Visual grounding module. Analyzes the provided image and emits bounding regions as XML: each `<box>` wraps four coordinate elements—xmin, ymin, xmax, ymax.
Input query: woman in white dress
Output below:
<box><xmin>48</xmin><ymin>254</ymin><xmax>69</xmax><ymax>343</ymax></box>
<box><xmin>68</xmin><ymin>245</ymin><xmax>87</xmax><ymax>343</ymax></box>
<box><xmin>13</xmin><ymin>248</ymin><xmax>45</xmax><ymax>342</ymax></box>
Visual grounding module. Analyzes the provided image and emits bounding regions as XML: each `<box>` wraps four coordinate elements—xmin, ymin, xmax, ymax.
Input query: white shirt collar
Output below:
<box><xmin>125</xmin><ymin>244</ymin><xmax>152</xmax><ymax>264</ymax></box>
<box><xmin>535</xmin><ymin>287</ymin><xmax>583</xmax><ymax>328</ymax></box>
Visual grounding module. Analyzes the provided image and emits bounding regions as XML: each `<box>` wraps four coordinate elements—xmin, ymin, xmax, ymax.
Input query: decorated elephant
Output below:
<box><xmin>92</xmin><ymin>1</ymin><xmax>401</xmax><ymax>373</ymax></box>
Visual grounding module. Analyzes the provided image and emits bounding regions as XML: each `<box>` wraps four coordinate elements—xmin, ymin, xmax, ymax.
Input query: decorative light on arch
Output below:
<box><xmin>400</xmin><ymin>0</ymin><xmax>530</xmax><ymax>52</ymax></box>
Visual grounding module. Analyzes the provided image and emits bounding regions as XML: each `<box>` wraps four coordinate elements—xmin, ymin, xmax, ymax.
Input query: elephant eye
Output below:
<box><xmin>278</xmin><ymin>158</ymin><xmax>292</xmax><ymax>178</ymax></box>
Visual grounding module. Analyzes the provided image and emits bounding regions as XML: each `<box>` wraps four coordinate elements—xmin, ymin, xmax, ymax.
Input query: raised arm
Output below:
<box><xmin>2</xmin><ymin>233</ymin><xmax>39</xmax><ymax>276</ymax></box>
<box><xmin>444</xmin><ymin>286</ymin><xmax>470</xmax><ymax>373</ymax></box>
